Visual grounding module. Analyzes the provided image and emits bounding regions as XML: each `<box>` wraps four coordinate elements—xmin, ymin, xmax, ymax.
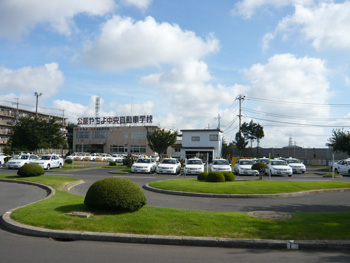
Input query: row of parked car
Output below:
<box><xmin>5</xmin><ymin>153</ymin><xmax>64</xmax><ymax>170</ymax></box>
<box><xmin>233</xmin><ymin>157</ymin><xmax>306</xmax><ymax>177</ymax></box>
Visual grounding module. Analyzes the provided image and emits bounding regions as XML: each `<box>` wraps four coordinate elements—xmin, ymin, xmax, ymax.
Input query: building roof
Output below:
<box><xmin>180</xmin><ymin>128</ymin><xmax>223</xmax><ymax>133</ymax></box>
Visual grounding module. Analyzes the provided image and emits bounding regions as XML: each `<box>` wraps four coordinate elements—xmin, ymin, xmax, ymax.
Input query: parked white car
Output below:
<box><xmin>334</xmin><ymin>159</ymin><xmax>350</xmax><ymax>175</ymax></box>
<box><xmin>210</xmin><ymin>159</ymin><xmax>231</xmax><ymax>172</ymax></box>
<box><xmin>184</xmin><ymin>158</ymin><xmax>204</xmax><ymax>175</ymax></box>
<box><xmin>107</xmin><ymin>154</ymin><xmax>125</xmax><ymax>163</ymax></box>
<box><xmin>156</xmin><ymin>158</ymin><xmax>181</xmax><ymax>174</ymax></box>
<box><xmin>131</xmin><ymin>158</ymin><xmax>157</xmax><ymax>173</ymax></box>
<box><xmin>0</xmin><ymin>153</ymin><xmax>9</xmax><ymax>166</ymax></box>
<box><xmin>266</xmin><ymin>159</ymin><xmax>293</xmax><ymax>177</ymax></box>
<box><xmin>284</xmin><ymin>157</ymin><xmax>306</xmax><ymax>174</ymax></box>
<box><xmin>233</xmin><ymin>159</ymin><xmax>259</xmax><ymax>176</ymax></box>
<box><xmin>6</xmin><ymin>154</ymin><xmax>39</xmax><ymax>169</ymax></box>
<box><xmin>30</xmin><ymin>154</ymin><xmax>64</xmax><ymax>170</ymax></box>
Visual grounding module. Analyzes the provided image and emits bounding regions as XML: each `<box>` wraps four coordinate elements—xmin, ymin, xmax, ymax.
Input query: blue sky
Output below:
<box><xmin>1</xmin><ymin>0</ymin><xmax>350</xmax><ymax>148</ymax></box>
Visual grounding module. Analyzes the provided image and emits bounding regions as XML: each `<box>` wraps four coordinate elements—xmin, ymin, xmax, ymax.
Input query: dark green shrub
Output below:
<box><xmin>207</xmin><ymin>171</ymin><xmax>225</xmax><ymax>182</ymax></box>
<box><xmin>84</xmin><ymin>177</ymin><xmax>147</xmax><ymax>212</ymax></box>
<box><xmin>65</xmin><ymin>159</ymin><xmax>72</xmax><ymax>164</ymax></box>
<box><xmin>123</xmin><ymin>154</ymin><xmax>134</xmax><ymax>168</ymax></box>
<box><xmin>17</xmin><ymin>163</ymin><xmax>45</xmax><ymax>177</ymax></box>
<box><xmin>197</xmin><ymin>172</ymin><xmax>208</xmax><ymax>181</ymax></box>
<box><xmin>252</xmin><ymin>162</ymin><xmax>269</xmax><ymax>178</ymax></box>
<box><xmin>222</xmin><ymin>171</ymin><xmax>235</xmax><ymax>181</ymax></box>
<box><xmin>109</xmin><ymin>161</ymin><xmax>117</xmax><ymax>166</ymax></box>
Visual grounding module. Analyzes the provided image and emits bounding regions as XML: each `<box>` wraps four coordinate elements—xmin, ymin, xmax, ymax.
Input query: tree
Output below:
<box><xmin>241</xmin><ymin>120</ymin><xmax>264</xmax><ymax>157</ymax></box>
<box><xmin>233</xmin><ymin>132</ymin><xmax>248</xmax><ymax>156</ymax></box>
<box><xmin>146</xmin><ymin>128</ymin><xmax>178</xmax><ymax>156</ymax></box>
<box><xmin>9</xmin><ymin>116</ymin><xmax>66</xmax><ymax>152</ymax></box>
<box><xmin>327</xmin><ymin>129</ymin><xmax>350</xmax><ymax>156</ymax></box>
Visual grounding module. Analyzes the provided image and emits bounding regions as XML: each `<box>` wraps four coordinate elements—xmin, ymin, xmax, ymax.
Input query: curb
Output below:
<box><xmin>143</xmin><ymin>184</ymin><xmax>350</xmax><ymax>198</ymax></box>
<box><xmin>1</xmin><ymin>179</ymin><xmax>350</xmax><ymax>250</ymax></box>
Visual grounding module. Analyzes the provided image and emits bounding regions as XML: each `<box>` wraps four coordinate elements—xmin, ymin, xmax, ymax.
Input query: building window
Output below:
<box><xmin>76</xmin><ymin>131</ymin><xmax>89</xmax><ymax>139</ymax></box>
<box><xmin>124</xmin><ymin>131</ymin><xmax>128</xmax><ymax>139</ymax></box>
<box><xmin>92</xmin><ymin>131</ymin><xmax>108</xmax><ymax>139</ymax></box>
<box><xmin>192</xmin><ymin>136</ymin><xmax>200</xmax><ymax>141</ymax></box>
<box><xmin>131</xmin><ymin>130</ymin><xmax>146</xmax><ymax>139</ymax></box>
<box><xmin>210</xmin><ymin>134</ymin><xmax>218</xmax><ymax>141</ymax></box>
<box><xmin>174</xmin><ymin>147</ymin><xmax>181</xmax><ymax>152</ymax></box>
<box><xmin>110</xmin><ymin>145</ymin><xmax>127</xmax><ymax>153</ymax></box>
<box><xmin>130</xmin><ymin>145</ymin><xmax>146</xmax><ymax>153</ymax></box>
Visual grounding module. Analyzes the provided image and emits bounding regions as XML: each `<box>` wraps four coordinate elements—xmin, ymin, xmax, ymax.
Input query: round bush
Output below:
<box><xmin>17</xmin><ymin>163</ymin><xmax>45</xmax><ymax>177</ymax></box>
<box><xmin>109</xmin><ymin>161</ymin><xmax>117</xmax><ymax>166</ymax></box>
<box><xmin>207</xmin><ymin>171</ymin><xmax>225</xmax><ymax>182</ymax></box>
<box><xmin>222</xmin><ymin>171</ymin><xmax>235</xmax><ymax>181</ymax></box>
<box><xmin>252</xmin><ymin>162</ymin><xmax>269</xmax><ymax>174</ymax></box>
<box><xmin>197</xmin><ymin>172</ymin><xmax>208</xmax><ymax>181</ymax></box>
<box><xmin>84</xmin><ymin>177</ymin><xmax>147</xmax><ymax>212</ymax></box>
<box><xmin>65</xmin><ymin>159</ymin><xmax>72</xmax><ymax>164</ymax></box>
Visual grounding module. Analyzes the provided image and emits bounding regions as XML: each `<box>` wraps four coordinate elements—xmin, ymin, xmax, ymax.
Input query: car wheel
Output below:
<box><xmin>59</xmin><ymin>163</ymin><xmax>62</xmax><ymax>168</ymax></box>
<box><xmin>288</xmin><ymin>174</ymin><xmax>292</xmax><ymax>177</ymax></box>
<box><xmin>335</xmin><ymin>169</ymin><xmax>339</xmax><ymax>174</ymax></box>
<box><xmin>46</xmin><ymin>164</ymin><xmax>50</xmax><ymax>170</ymax></box>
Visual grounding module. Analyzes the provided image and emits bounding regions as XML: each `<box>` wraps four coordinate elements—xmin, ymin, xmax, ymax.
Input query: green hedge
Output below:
<box><xmin>17</xmin><ymin>163</ymin><xmax>45</xmax><ymax>177</ymax></box>
<box><xmin>222</xmin><ymin>171</ymin><xmax>235</xmax><ymax>181</ymax></box>
<box><xmin>207</xmin><ymin>171</ymin><xmax>225</xmax><ymax>182</ymax></box>
<box><xmin>84</xmin><ymin>177</ymin><xmax>147</xmax><ymax>212</ymax></box>
<box><xmin>197</xmin><ymin>172</ymin><xmax>208</xmax><ymax>181</ymax></box>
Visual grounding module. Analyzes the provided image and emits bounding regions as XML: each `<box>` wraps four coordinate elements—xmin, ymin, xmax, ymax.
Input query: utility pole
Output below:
<box><xmin>215</xmin><ymin>114</ymin><xmax>221</xmax><ymax>129</ymax></box>
<box><xmin>236</xmin><ymin>94</ymin><xmax>245</xmax><ymax>134</ymax></box>
<box><xmin>12</xmin><ymin>98</ymin><xmax>19</xmax><ymax>124</ymax></box>
<box><xmin>34</xmin><ymin>92</ymin><xmax>42</xmax><ymax>118</ymax></box>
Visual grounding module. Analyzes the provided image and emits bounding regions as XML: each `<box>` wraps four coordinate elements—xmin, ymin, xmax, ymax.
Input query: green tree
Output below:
<box><xmin>146</xmin><ymin>128</ymin><xmax>178</xmax><ymax>156</ymax></box>
<box><xmin>234</xmin><ymin>132</ymin><xmax>248</xmax><ymax>156</ymax></box>
<box><xmin>241</xmin><ymin>120</ymin><xmax>264</xmax><ymax>157</ymax></box>
<box><xmin>327</xmin><ymin>129</ymin><xmax>350</xmax><ymax>156</ymax></box>
<box><xmin>9</xmin><ymin>116</ymin><xmax>66</xmax><ymax>152</ymax></box>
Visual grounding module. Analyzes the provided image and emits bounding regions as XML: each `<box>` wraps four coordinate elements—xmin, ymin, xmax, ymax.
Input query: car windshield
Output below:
<box><xmin>162</xmin><ymin>159</ymin><xmax>176</xmax><ymax>164</ymax></box>
<box><xmin>187</xmin><ymin>160</ymin><xmax>202</xmax><ymax>165</ymax></box>
<box><xmin>239</xmin><ymin>160</ymin><xmax>253</xmax><ymax>165</ymax></box>
<box><xmin>287</xmin><ymin>159</ymin><xmax>301</xmax><ymax>164</ymax></box>
<box><xmin>20</xmin><ymin>155</ymin><xmax>30</xmax><ymax>160</ymax></box>
<box><xmin>258</xmin><ymin>159</ymin><xmax>269</xmax><ymax>164</ymax></box>
<box><xmin>40</xmin><ymin>156</ymin><xmax>52</xmax><ymax>160</ymax></box>
<box><xmin>271</xmin><ymin>160</ymin><xmax>286</xmax><ymax>165</ymax></box>
<box><xmin>137</xmin><ymin>159</ymin><xmax>150</xmax><ymax>163</ymax></box>
<box><xmin>213</xmin><ymin>160</ymin><xmax>229</xmax><ymax>165</ymax></box>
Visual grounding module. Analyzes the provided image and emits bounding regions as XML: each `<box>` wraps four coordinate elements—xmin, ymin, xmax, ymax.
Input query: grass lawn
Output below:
<box><xmin>1</xmin><ymin>174</ymin><xmax>350</xmax><ymax>240</ymax></box>
<box><xmin>149</xmin><ymin>179</ymin><xmax>350</xmax><ymax>195</ymax></box>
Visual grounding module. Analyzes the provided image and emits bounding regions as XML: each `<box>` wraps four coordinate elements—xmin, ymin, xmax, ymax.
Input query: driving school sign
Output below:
<box><xmin>77</xmin><ymin>115</ymin><xmax>153</xmax><ymax>126</ymax></box>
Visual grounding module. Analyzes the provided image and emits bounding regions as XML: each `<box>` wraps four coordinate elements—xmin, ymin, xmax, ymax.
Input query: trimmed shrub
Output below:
<box><xmin>84</xmin><ymin>177</ymin><xmax>147</xmax><ymax>212</ymax></box>
<box><xmin>222</xmin><ymin>171</ymin><xmax>235</xmax><ymax>181</ymax></box>
<box><xmin>65</xmin><ymin>159</ymin><xmax>72</xmax><ymax>164</ymax></box>
<box><xmin>17</xmin><ymin>163</ymin><xmax>45</xmax><ymax>177</ymax></box>
<box><xmin>207</xmin><ymin>171</ymin><xmax>225</xmax><ymax>182</ymax></box>
<box><xmin>123</xmin><ymin>154</ymin><xmax>134</xmax><ymax>168</ymax></box>
<box><xmin>109</xmin><ymin>161</ymin><xmax>117</xmax><ymax>166</ymax></box>
<box><xmin>197</xmin><ymin>172</ymin><xmax>208</xmax><ymax>181</ymax></box>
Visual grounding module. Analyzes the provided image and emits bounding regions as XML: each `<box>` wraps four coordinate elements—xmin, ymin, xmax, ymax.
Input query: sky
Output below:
<box><xmin>1</xmin><ymin>0</ymin><xmax>350</xmax><ymax>148</ymax></box>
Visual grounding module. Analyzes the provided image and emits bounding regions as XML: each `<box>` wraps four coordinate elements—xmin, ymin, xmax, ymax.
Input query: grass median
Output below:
<box><xmin>1</xmin><ymin>174</ymin><xmax>350</xmax><ymax>240</ymax></box>
<box><xmin>149</xmin><ymin>178</ymin><xmax>350</xmax><ymax>195</ymax></box>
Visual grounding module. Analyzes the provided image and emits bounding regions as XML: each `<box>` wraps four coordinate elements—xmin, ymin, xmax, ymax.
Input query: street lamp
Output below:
<box><xmin>34</xmin><ymin>92</ymin><xmax>42</xmax><ymax>118</ymax></box>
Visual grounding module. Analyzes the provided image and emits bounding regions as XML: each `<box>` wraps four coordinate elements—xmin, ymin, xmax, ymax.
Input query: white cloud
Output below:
<box><xmin>231</xmin><ymin>0</ymin><xmax>314</xmax><ymax>19</ymax></box>
<box><xmin>83</xmin><ymin>16</ymin><xmax>220</xmax><ymax>71</ymax></box>
<box><xmin>263</xmin><ymin>1</ymin><xmax>350</xmax><ymax>50</ymax></box>
<box><xmin>121</xmin><ymin>0</ymin><xmax>152</xmax><ymax>10</ymax></box>
<box><xmin>141</xmin><ymin>59</ymin><xmax>249</xmax><ymax>130</ymax></box>
<box><xmin>0</xmin><ymin>63</ymin><xmax>64</xmax><ymax>98</ymax></box>
<box><xmin>244</xmin><ymin>53</ymin><xmax>331</xmax><ymax>147</ymax></box>
<box><xmin>0</xmin><ymin>0</ymin><xmax>116</xmax><ymax>40</ymax></box>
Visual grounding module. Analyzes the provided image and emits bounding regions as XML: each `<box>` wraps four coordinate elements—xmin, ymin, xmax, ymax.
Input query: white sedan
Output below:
<box><xmin>334</xmin><ymin>159</ymin><xmax>350</xmax><ymax>175</ymax></box>
<box><xmin>266</xmin><ymin>159</ymin><xmax>293</xmax><ymax>177</ymax></box>
<box><xmin>30</xmin><ymin>154</ymin><xmax>64</xmax><ymax>170</ymax></box>
<box><xmin>284</xmin><ymin>158</ymin><xmax>306</xmax><ymax>174</ymax></box>
<box><xmin>210</xmin><ymin>159</ymin><xmax>231</xmax><ymax>172</ymax></box>
<box><xmin>184</xmin><ymin>158</ymin><xmax>204</xmax><ymax>175</ymax></box>
<box><xmin>131</xmin><ymin>158</ymin><xmax>157</xmax><ymax>173</ymax></box>
<box><xmin>157</xmin><ymin>158</ymin><xmax>181</xmax><ymax>174</ymax></box>
<box><xmin>234</xmin><ymin>159</ymin><xmax>259</xmax><ymax>176</ymax></box>
<box><xmin>6</xmin><ymin>154</ymin><xmax>39</xmax><ymax>169</ymax></box>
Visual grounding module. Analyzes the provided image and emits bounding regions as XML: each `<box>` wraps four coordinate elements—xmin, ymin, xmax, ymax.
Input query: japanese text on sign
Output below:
<box><xmin>77</xmin><ymin>115</ymin><xmax>153</xmax><ymax>126</ymax></box>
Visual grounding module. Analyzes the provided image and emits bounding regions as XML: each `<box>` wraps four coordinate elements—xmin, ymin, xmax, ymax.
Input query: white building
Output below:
<box><xmin>180</xmin><ymin>129</ymin><xmax>223</xmax><ymax>162</ymax></box>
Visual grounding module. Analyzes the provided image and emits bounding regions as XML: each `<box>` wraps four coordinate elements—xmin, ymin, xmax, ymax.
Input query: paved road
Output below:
<box><xmin>1</xmin><ymin>168</ymin><xmax>350</xmax><ymax>262</ymax></box>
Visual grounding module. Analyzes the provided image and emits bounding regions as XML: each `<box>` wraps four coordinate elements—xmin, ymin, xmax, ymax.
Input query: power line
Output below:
<box><xmin>247</xmin><ymin>97</ymin><xmax>350</xmax><ymax>107</ymax></box>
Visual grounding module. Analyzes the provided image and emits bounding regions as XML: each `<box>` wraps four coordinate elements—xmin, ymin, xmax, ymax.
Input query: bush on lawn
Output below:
<box><xmin>222</xmin><ymin>171</ymin><xmax>235</xmax><ymax>181</ymax></box>
<box><xmin>123</xmin><ymin>154</ymin><xmax>134</xmax><ymax>168</ymax></box>
<box><xmin>65</xmin><ymin>159</ymin><xmax>72</xmax><ymax>164</ymax></box>
<box><xmin>109</xmin><ymin>161</ymin><xmax>117</xmax><ymax>166</ymax></box>
<box><xmin>252</xmin><ymin>162</ymin><xmax>269</xmax><ymax>178</ymax></box>
<box><xmin>207</xmin><ymin>171</ymin><xmax>225</xmax><ymax>182</ymax></box>
<box><xmin>84</xmin><ymin>177</ymin><xmax>147</xmax><ymax>212</ymax></box>
<box><xmin>197</xmin><ymin>172</ymin><xmax>208</xmax><ymax>181</ymax></box>
<box><xmin>17</xmin><ymin>163</ymin><xmax>45</xmax><ymax>177</ymax></box>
